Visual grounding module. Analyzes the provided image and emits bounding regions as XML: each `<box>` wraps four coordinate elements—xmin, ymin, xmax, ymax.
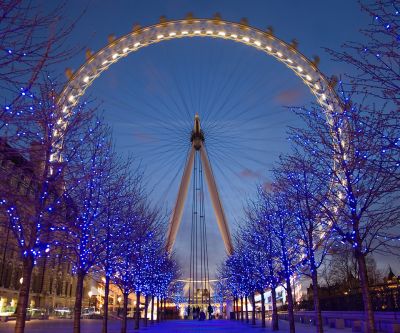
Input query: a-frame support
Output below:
<box><xmin>165</xmin><ymin>114</ymin><xmax>233</xmax><ymax>255</ymax></box>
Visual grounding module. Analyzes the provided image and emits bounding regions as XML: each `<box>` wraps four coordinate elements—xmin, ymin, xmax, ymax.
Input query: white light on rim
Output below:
<box><xmin>157</xmin><ymin>34</ymin><xmax>164</xmax><ymax>39</ymax></box>
<box><xmin>68</xmin><ymin>95</ymin><xmax>74</xmax><ymax>102</ymax></box>
<box><xmin>297</xmin><ymin>66</ymin><xmax>303</xmax><ymax>72</ymax></box>
<box><xmin>206</xmin><ymin>30</ymin><xmax>213</xmax><ymax>34</ymax></box>
<box><xmin>112</xmin><ymin>53</ymin><xmax>118</xmax><ymax>59</ymax></box>
<box><xmin>218</xmin><ymin>31</ymin><xmax>226</xmax><ymax>36</ymax></box>
<box><xmin>277</xmin><ymin>52</ymin><xmax>282</xmax><ymax>57</ymax></box>
<box><xmin>314</xmin><ymin>83</ymin><xmax>320</xmax><ymax>90</ymax></box>
<box><xmin>83</xmin><ymin>76</ymin><xmax>89</xmax><ymax>83</ymax></box>
<box><xmin>134</xmin><ymin>42</ymin><xmax>141</xmax><ymax>47</ymax></box>
<box><xmin>62</xmin><ymin>106</ymin><xmax>68</xmax><ymax>113</ymax></box>
<box><xmin>123</xmin><ymin>47</ymin><xmax>129</xmax><ymax>53</ymax></box>
<box><xmin>287</xmin><ymin>59</ymin><xmax>293</xmax><ymax>64</ymax></box>
<box><xmin>321</xmin><ymin>93</ymin><xmax>327</xmax><ymax>100</ymax></box>
<box><xmin>266</xmin><ymin>46</ymin><xmax>272</xmax><ymax>51</ymax></box>
<box><xmin>102</xmin><ymin>60</ymin><xmax>108</xmax><ymax>65</ymax></box>
<box><xmin>194</xmin><ymin>30</ymin><xmax>201</xmax><ymax>34</ymax></box>
<box><xmin>169</xmin><ymin>32</ymin><xmax>176</xmax><ymax>36</ymax></box>
<box><xmin>181</xmin><ymin>31</ymin><xmax>189</xmax><ymax>35</ymax></box>
<box><xmin>306</xmin><ymin>75</ymin><xmax>312</xmax><ymax>81</ymax></box>
<box><xmin>230</xmin><ymin>34</ymin><xmax>237</xmax><ymax>38</ymax></box>
<box><xmin>242</xmin><ymin>36</ymin><xmax>250</xmax><ymax>42</ymax></box>
<box><xmin>254</xmin><ymin>40</ymin><xmax>261</xmax><ymax>46</ymax></box>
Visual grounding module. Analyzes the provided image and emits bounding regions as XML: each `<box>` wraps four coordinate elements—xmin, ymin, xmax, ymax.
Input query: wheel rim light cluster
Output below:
<box><xmin>54</xmin><ymin>18</ymin><xmax>341</xmax><ymax>160</ymax></box>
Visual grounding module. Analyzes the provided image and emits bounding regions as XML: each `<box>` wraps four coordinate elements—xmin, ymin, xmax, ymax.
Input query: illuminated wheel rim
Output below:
<box><xmin>55</xmin><ymin>17</ymin><xmax>342</xmax><ymax>156</ymax></box>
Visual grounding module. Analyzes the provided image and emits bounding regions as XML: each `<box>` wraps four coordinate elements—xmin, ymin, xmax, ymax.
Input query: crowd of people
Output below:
<box><xmin>186</xmin><ymin>304</ymin><xmax>214</xmax><ymax>321</ymax></box>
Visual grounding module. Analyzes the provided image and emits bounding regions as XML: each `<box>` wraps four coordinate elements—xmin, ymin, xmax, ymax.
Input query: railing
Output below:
<box><xmin>278</xmin><ymin>311</ymin><xmax>400</xmax><ymax>333</ymax></box>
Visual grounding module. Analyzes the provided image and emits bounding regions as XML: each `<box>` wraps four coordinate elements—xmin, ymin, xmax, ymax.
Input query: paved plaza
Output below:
<box><xmin>0</xmin><ymin>319</ymin><xmax>354</xmax><ymax>333</ymax></box>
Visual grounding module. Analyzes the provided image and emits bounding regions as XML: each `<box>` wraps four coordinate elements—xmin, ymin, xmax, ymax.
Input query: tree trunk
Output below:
<box><xmin>163</xmin><ymin>298</ymin><xmax>167</xmax><ymax>320</ymax></box>
<box><xmin>261</xmin><ymin>292</ymin><xmax>266</xmax><ymax>328</ymax></box>
<box><xmin>120</xmin><ymin>292</ymin><xmax>128</xmax><ymax>333</ymax></box>
<box><xmin>271</xmin><ymin>286</ymin><xmax>279</xmax><ymax>331</ymax></box>
<box><xmin>245</xmin><ymin>296</ymin><xmax>249</xmax><ymax>323</ymax></box>
<box><xmin>240</xmin><ymin>296</ymin><xmax>244</xmax><ymax>322</ymax></box>
<box><xmin>14</xmin><ymin>254</ymin><xmax>34</xmax><ymax>333</ymax></box>
<box><xmin>144</xmin><ymin>295</ymin><xmax>149</xmax><ymax>327</ymax></box>
<box><xmin>251</xmin><ymin>293</ymin><xmax>256</xmax><ymax>325</ymax></box>
<box><xmin>161</xmin><ymin>298</ymin><xmax>164</xmax><ymax>321</ymax></box>
<box><xmin>357</xmin><ymin>252</ymin><xmax>376</xmax><ymax>333</ymax></box>
<box><xmin>151</xmin><ymin>295</ymin><xmax>155</xmax><ymax>323</ymax></box>
<box><xmin>311</xmin><ymin>269</ymin><xmax>323</xmax><ymax>333</ymax></box>
<box><xmin>234</xmin><ymin>297</ymin><xmax>237</xmax><ymax>320</ymax></box>
<box><xmin>73</xmin><ymin>269</ymin><xmax>85</xmax><ymax>333</ymax></box>
<box><xmin>156</xmin><ymin>297</ymin><xmax>160</xmax><ymax>323</ymax></box>
<box><xmin>102</xmin><ymin>275</ymin><xmax>110</xmax><ymax>333</ymax></box>
<box><xmin>286</xmin><ymin>277</ymin><xmax>295</xmax><ymax>333</ymax></box>
<box><xmin>134</xmin><ymin>291</ymin><xmax>140</xmax><ymax>330</ymax></box>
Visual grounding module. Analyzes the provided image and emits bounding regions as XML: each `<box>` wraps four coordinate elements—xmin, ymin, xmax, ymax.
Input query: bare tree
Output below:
<box><xmin>58</xmin><ymin>119</ymin><xmax>131</xmax><ymax>333</ymax></box>
<box><xmin>100</xmin><ymin>163</ymin><xmax>142</xmax><ymax>333</ymax></box>
<box><xmin>290</xmin><ymin>94</ymin><xmax>400</xmax><ymax>333</ymax></box>
<box><xmin>243</xmin><ymin>200</ymin><xmax>281</xmax><ymax>330</ymax></box>
<box><xmin>0</xmin><ymin>78</ymin><xmax>96</xmax><ymax>333</ymax></box>
<box><xmin>273</xmin><ymin>154</ymin><xmax>332</xmax><ymax>333</ymax></box>
<box><xmin>0</xmin><ymin>1</ymin><xmax>81</xmax><ymax>133</ymax></box>
<box><xmin>322</xmin><ymin>246</ymin><xmax>383</xmax><ymax>289</ymax></box>
<box><xmin>327</xmin><ymin>0</ymin><xmax>399</xmax><ymax>106</ymax></box>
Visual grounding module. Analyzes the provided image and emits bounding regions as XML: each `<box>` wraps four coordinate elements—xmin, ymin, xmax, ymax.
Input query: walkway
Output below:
<box><xmin>0</xmin><ymin>318</ymin><xmax>353</xmax><ymax>333</ymax></box>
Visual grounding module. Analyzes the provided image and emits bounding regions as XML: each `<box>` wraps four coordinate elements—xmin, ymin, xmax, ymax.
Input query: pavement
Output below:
<box><xmin>0</xmin><ymin>318</ymin><xmax>354</xmax><ymax>333</ymax></box>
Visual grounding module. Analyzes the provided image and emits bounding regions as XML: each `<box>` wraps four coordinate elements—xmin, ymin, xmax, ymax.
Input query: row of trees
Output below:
<box><xmin>222</xmin><ymin>1</ymin><xmax>400</xmax><ymax>333</ymax></box>
<box><xmin>0</xmin><ymin>2</ymin><xmax>181</xmax><ymax>333</ymax></box>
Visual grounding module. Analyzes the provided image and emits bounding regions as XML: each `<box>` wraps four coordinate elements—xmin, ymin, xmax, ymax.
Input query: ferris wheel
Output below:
<box><xmin>54</xmin><ymin>15</ymin><xmax>342</xmax><ymax>294</ymax></box>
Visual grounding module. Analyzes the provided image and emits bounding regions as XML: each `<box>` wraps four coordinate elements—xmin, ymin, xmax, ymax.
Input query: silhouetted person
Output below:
<box><xmin>207</xmin><ymin>304</ymin><xmax>213</xmax><ymax>320</ymax></box>
<box><xmin>196</xmin><ymin>306</ymin><xmax>200</xmax><ymax>319</ymax></box>
<box><xmin>199</xmin><ymin>310</ymin><xmax>206</xmax><ymax>321</ymax></box>
<box><xmin>193</xmin><ymin>306</ymin><xmax>198</xmax><ymax>319</ymax></box>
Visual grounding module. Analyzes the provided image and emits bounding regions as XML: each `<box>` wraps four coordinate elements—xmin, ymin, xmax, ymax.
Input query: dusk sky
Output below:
<box><xmin>40</xmin><ymin>1</ymin><xmax>395</xmax><ymax>278</ymax></box>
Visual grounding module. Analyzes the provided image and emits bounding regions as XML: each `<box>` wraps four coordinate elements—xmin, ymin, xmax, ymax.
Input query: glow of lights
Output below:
<box><xmin>242</xmin><ymin>36</ymin><xmax>250</xmax><ymax>42</ymax></box>
<box><xmin>194</xmin><ymin>30</ymin><xmax>201</xmax><ymax>34</ymax></box>
<box><xmin>254</xmin><ymin>40</ymin><xmax>261</xmax><ymax>46</ymax></box>
<box><xmin>134</xmin><ymin>42</ymin><xmax>141</xmax><ymax>47</ymax></box>
<box><xmin>157</xmin><ymin>34</ymin><xmax>164</xmax><ymax>39</ymax></box>
<box><xmin>169</xmin><ymin>32</ymin><xmax>176</xmax><ymax>36</ymax></box>
<box><xmin>277</xmin><ymin>52</ymin><xmax>283</xmax><ymax>57</ymax></box>
<box><xmin>266</xmin><ymin>46</ymin><xmax>272</xmax><ymax>51</ymax></box>
<box><xmin>218</xmin><ymin>31</ymin><xmax>226</xmax><ymax>36</ymax></box>
<box><xmin>123</xmin><ymin>47</ymin><xmax>129</xmax><ymax>53</ymax></box>
<box><xmin>112</xmin><ymin>53</ymin><xmax>118</xmax><ymax>59</ymax></box>
<box><xmin>181</xmin><ymin>31</ymin><xmax>188</xmax><ymax>35</ymax></box>
<box><xmin>306</xmin><ymin>75</ymin><xmax>312</xmax><ymax>81</ymax></box>
<box><xmin>321</xmin><ymin>93</ymin><xmax>327</xmax><ymax>100</ymax></box>
<box><xmin>231</xmin><ymin>34</ymin><xmax>237</xmax><ymax>38</ymax></box>
<box><xmin>297</xmin><ymin>66</ymin><xmax>303</xmax><ymax>72</ymax></box>
<box><xmin>83</xmin><ymin>76</ymin><xmax>89</xmax><ymax>83</ymax></box>
<box><xmin>314</xmin><ymin>83</ymin><xmax>320</xmax><ymax>90</ymax></box>
<box><xmin>287</xmin><ymin>59</ymin><xmax>293</xmax><ymax>64</ymax></box>
<box><xmin>206</xmin><ymin>30</ymin><xmax>213</xmax><ymax>34</ymax></box>
<box><xmin>68</xmin><ymin>95</ymin><xmax>75</xmax><ymax>102</ymax></box>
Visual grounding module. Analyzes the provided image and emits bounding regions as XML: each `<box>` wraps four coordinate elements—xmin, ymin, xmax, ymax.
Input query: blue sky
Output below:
<box><xmin>41</xmin><ymin>1</ymin><xmax>398</xmax><ymax>278</ymax></box>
